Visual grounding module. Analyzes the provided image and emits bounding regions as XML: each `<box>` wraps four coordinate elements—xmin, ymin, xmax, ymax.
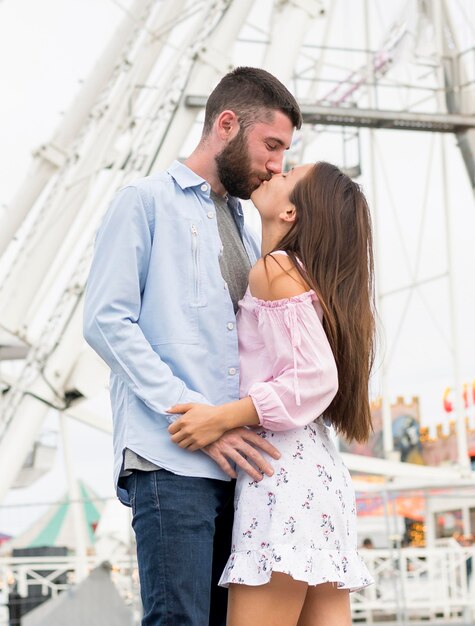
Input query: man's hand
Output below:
<box><xmin>202</xmin><ymin>427</ymin><xmax>280</xmax><ymax>482</ymax></box>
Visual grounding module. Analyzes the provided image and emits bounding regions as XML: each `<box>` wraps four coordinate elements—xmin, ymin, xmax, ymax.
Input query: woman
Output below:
<box><xmin>168</xmin><ymin>161</ymin><xmax>375</xmax><ymax>626</ymax></box>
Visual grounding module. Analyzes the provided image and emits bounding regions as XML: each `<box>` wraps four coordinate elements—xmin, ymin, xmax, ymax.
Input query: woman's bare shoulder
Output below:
<box><xmin>249</xmin><ymin>254</ymin><xmax>310</xmax><ymax>301</ymax></box>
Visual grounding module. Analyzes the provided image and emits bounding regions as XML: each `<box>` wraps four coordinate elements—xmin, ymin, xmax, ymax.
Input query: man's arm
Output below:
<box><xmin>84</xmin><ymin>185</ymin><xmax>280</xmax><ymax>478</ymax></box>
<box><xmin>83</xmin><ymin>185</ymin><xmax>209</xmax><ymax>418</ymax></box>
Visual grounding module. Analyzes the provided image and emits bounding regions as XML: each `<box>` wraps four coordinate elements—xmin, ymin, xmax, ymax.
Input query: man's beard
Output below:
<box><xmin>215</xmin><ymin>129</ymin><xmax>265</xmax><ymax>199</ymax></box>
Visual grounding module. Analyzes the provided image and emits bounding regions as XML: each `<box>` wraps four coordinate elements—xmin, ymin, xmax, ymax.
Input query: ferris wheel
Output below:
<box><xmin>0</xmin><ymin>0</ymin><xmax>474</xmax><ymax>509</ymax></box>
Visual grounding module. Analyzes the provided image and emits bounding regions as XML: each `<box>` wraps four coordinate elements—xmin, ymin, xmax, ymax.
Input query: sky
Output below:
<box><xmin>0</xmin><ymin>0</ymin><xmax>474</xmax><ymax>534</ymax></box>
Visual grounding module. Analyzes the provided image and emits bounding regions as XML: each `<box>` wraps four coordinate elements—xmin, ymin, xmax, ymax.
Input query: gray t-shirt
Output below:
<box><xmin>211</xmin><ymin>190</ymin><xmax>251</xmax><ymax>313</ymax></box>
<box><xmin>122</xmin><ymin>190</ymin><xmax>252</xmax><ymax>474</ymax></box>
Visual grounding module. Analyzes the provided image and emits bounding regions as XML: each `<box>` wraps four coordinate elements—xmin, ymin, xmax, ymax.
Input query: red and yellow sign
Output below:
<box><xmin>443</xmin><ymin>380</ymin><xmax>475</xmax><ymax>413</ymax></box>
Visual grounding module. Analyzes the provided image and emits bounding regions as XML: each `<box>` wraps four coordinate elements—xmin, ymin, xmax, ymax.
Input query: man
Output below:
<box><xmin>83</xmin><ymin>66</ymin><xmax>302</xmax><ymax>625</ymax></box>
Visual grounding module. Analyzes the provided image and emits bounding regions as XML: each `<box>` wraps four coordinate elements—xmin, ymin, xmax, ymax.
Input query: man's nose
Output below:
<box><xmin>266</xmin><ymin>157</ymin><xmax>283</xmax><ymax>175</ymax></box>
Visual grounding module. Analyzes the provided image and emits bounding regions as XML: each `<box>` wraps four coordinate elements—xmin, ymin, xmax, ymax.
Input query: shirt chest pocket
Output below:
<box><xmin>190</xmin><ymin>222</ymin><xmax>207</xmax><ymax>308</ymax></box>
<box><xmin>141</xmin><ymin>217</ymin><xmax>209</xmax><ymax>346</ymax></box>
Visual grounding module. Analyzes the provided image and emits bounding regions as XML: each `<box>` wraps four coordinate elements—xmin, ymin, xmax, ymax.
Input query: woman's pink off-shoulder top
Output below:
<box><xmin>238</xmin><ymin>262</ymin><xmax>339</xmax><ymax>431</ymax></box>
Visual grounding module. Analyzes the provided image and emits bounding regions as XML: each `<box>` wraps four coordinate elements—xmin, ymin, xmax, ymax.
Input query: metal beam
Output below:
<box><xmin>0</xmin><ymin>0</ymin><xmax>154</xmax><ymax>257</ymax></box>
<box><xmin>185</xmin><ymin>95</ymin><xmax>475</xmax><ymax>132</ymax></box>
<box><xmin>0</xmin><ymin>345</ymin><xmax>29</xmax><ymax>360</ymax></box>
<box><xmin>342</xmin><ymin>452</ymin><xmax>474</xmax><ymax>481</ymax></box>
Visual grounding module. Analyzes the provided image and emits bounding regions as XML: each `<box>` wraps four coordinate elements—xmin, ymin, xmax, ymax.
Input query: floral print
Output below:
<box><xmin>276</xmin><ymin>468</ymin><xmax>289</xmax><ymax>486</ymax></box>
<box><xmin>293</xmin><ymin>440</ymin><xmax>304</xmax><ymax>460</ymax></box>
<box><xmin>301</xmin><ymin>489</ymin><xmax>314</xmax><ymax>509</ymax></box>
<box><xmin>316</xmin><ymin>464</ymin><xmax>333</xmax><ymax>490</ymax></box>
<box><xmin>219</xmin><ymin>417</ymin><xmax>374</xmax><ymax>591</ymax></box>
<box><xmin>283</xmin><ymin>516</ymin><xmax>296</xmax><ymax>535</ymax></box>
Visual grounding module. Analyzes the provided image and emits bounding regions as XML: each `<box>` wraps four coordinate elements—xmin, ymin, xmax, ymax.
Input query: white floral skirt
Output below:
<box><xmin>219</xmin><ymin>418</ymin><xmax>373</xmax><ymax>590</ymax></box>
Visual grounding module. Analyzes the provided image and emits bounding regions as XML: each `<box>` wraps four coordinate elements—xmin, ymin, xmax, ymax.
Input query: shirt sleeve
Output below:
<box><xmin>248</xmin><ymin>294</ymin><xmax>338</xmax><ymax>431</ymax></box>
<box><xmin>83</xmin><ymin>185</ymin><xmax>209</xmax><ymax>423</ymax></box>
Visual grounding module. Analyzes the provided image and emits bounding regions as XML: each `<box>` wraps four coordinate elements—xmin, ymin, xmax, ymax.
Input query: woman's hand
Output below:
<box><xmin>167</xmin><ymin>403</ymin><xmax>226</xmax><ymax>451</ymax></box>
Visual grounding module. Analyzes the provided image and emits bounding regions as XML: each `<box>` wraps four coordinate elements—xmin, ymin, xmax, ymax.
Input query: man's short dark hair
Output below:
<box><xmin>203</xmin><ymin>66</ymin><xmax>302</xmax><ymax>135</ymax></box>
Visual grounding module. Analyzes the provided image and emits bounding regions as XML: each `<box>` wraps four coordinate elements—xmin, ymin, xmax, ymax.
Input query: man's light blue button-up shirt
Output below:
<box><xmin>83</xmin><ymin>161</ymin><xmax>260</xmax><ymax>504</ymax></box>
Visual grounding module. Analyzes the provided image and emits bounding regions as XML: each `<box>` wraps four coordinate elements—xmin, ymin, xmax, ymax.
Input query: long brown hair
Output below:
<box><xmin>274</xmin><ymin>161</ymin><xmax>375</xmax><ymax>443</ymax></box>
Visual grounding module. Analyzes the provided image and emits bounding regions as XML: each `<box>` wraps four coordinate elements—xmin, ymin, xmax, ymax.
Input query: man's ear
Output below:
<box><xmin>215</xmin><ymin>110</ymin><xmax>239</xmax><ymax>140</ymax></box>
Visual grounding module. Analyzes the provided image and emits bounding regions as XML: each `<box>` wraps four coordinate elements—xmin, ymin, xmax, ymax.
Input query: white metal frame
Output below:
<box><xmin>0</xmin><ymin>3</ymin><xmax>475</xmax><ymax>619</ymax></box>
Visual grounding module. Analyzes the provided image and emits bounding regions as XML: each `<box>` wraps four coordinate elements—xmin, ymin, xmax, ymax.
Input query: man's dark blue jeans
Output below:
<box><xmin>122</xmin><ymin>469</ymin><xmax>235</xmax><ymax>626</ymax></box>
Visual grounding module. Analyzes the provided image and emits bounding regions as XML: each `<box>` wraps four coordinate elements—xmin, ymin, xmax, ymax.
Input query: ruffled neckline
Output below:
<box><xmin>242</xmin><ymin>286</ymin><xmax>317</xmax><ymax>309</ymax></box>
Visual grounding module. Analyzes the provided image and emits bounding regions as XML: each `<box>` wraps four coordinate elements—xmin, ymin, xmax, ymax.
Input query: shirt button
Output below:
<box><xmin>227</xmin><ymin>322</ymin><xmax>234</xmax><ymax>330</ymax></box>
<box><xmin>228</xmin><ymin>367</ymin><xmax>237</xmax><ymax>376</ymax></box>
<box><xmin>207</xmin><ymin>211</ymin><xmax>215</xmax><ymax>219</ymax></box>
<box><xmin>224</xmin><ymin>282</ymin><xmax>228</xmax><ymax>290</ymax></box>
<box><xmin>201</xmin><ymin>184</ymin><xmax>208</xmax><ymax>192</ymax></box>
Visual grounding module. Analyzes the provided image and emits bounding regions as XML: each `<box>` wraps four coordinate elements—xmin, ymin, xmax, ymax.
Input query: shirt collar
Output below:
<box><xmin>167</xmin><ymin>159</ymin><xmax>243</xmax><ymax>217</ymax></box>
<box><xmin>227</xmin><ymin>195</ymin><xmax>243</xmax><ymax>218</ymax></box>
<box><xmin>167</xmin><ymin>160</ymin><xmax>206</xmax><ymax>190</ymax></box>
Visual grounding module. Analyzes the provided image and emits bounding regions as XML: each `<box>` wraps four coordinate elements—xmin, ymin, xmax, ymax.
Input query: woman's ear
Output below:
<box><xmin>280</xmin><ymin>204</ymin><xmax>296</xmax><ymax>223</ymax></box>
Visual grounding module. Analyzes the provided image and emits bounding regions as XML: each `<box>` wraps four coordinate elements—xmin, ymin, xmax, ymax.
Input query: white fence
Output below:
<box><xmin>0</xmin><ymin>547</ymin><xmax>474</xmax><ymax>624</ymax></box>
<box><xmin>352</xmin><ymin>546</ymin><xmax>475</xmax><ymax>623</ymax></box>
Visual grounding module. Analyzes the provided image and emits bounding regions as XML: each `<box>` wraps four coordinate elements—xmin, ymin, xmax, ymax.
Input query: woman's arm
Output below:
<box><xmin>167</xmin><ymin>397</ymin><xmax>259</xmax><ymax>451</ymax></box>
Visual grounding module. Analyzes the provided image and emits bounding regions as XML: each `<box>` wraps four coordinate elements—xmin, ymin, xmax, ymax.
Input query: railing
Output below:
<box><xmin>0</xmin><ymin>555</ymin><xmax>140</xmax><ymax>625</ymax></box>
<box><xmin>0</xmin><ymin>547</ymin><xmax>474</xmax><ymax>624</ymax></box>
<box><xmin>353</xmin><ymin>546</ymin><xmax>475</xmax><ymax>624</ymax></box>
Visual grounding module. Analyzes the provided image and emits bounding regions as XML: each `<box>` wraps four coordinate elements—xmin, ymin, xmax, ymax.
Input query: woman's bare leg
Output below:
<box><xmin>297</xmin><ymin>583</ymin><xmax>352</xmax><ymax>626</ymax></box>
<box><xmin>227</xmin><ymin>572</ymin><xmax>308</xmax><ymax>626</ymax></box>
